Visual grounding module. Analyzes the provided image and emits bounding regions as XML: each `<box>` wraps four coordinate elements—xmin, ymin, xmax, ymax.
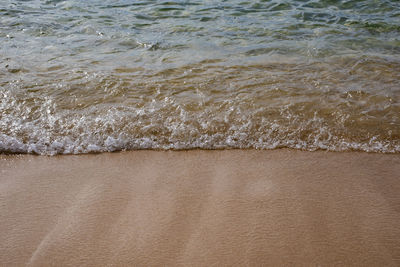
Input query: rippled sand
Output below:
<box><xmin>1</xmin><ymin>150</ymin><xmax>400</xmax><ymax>266</ymax></box>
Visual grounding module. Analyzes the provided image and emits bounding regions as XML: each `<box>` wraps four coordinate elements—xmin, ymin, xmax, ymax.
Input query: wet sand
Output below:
<box><xmin>1</xmin><ymin>150</ymin><xmax>400</xmax><ymax>266</ymax></box>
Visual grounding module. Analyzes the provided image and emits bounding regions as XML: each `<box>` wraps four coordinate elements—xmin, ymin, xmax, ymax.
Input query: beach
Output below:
<box><xmin>1</xmin><ymin>149</ymin><xmax>400</xmax><ymax>266</ymax></box>
<box><xmin>1</xmin><ymin>0</ymin><xmax>400</xmax><ymax>265</ymax></box>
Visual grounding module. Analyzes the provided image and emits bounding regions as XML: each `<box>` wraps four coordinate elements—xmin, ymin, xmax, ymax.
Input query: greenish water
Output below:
<box><xmin>1</xmin><ymin>0</ymin><xmax>399</xmax><ymax>154</ymax></box>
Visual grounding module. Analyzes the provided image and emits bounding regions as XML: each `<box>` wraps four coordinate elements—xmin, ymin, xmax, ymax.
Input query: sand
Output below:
<box><xmin>1</xmin><ymin>149</ymin><xmax>400</xmax><ymax>266</ymax></box>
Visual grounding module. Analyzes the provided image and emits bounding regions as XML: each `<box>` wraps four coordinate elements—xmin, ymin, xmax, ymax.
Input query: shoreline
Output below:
<box><xmin>2</xmin><ymin>146</ymin><xmax>400</xmax><ymax>156</ymax></box>
<box><xmin>1</xmin><ymin>149</ymin><xmax>400</xmax><ymax>266</ymax></box>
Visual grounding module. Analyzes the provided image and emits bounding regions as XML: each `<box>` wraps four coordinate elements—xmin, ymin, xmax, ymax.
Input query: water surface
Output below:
<box><xmin>1</xmin><ymin>0</ymin><xmax>399</xmax><ymax>154</ymax></box>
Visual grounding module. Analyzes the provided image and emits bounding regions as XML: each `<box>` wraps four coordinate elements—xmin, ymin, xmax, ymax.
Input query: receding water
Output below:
<box><xmin>1</xmin><ymin>0</ymin><xmax>400</xmax><ymax>154</ymax></box>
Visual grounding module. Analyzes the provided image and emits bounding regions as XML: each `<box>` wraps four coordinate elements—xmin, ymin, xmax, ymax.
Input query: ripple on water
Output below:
<box><xmin>0</xmin><ymin>0</ymin><xmax>399</xmax><ymax>154</ymax></box>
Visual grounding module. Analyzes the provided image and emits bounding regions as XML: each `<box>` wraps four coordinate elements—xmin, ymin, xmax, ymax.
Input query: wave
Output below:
<box><xmin>1</xmin><ymin>57</ymin><xmax>399</xmax><ymax>155</ymax></box>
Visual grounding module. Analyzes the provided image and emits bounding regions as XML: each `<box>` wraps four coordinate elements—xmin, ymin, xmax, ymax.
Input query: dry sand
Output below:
<box><xmin>1</xmin><ymin>149</ymin><xmax>400</xmax><ymax>266</ymax></box>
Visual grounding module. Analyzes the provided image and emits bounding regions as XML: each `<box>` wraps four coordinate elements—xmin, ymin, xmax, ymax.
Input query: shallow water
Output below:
<box><xmin>1</xmin><ymin>0</ymin><xmax>399</xmax><ymax>154</ymax></box>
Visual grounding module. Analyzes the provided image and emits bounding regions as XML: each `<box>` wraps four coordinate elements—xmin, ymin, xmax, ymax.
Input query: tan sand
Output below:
<box><xmin>0</xmin><ymin>149</ymin><xmax>400</xmax><ymax>266</ymax></box>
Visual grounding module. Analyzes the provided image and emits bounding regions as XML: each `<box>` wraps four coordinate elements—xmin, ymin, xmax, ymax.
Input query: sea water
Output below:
<box><xmin>0</xmin><ymin>0</ymin><xmax>399</xmax><ymax>154</ymax></box>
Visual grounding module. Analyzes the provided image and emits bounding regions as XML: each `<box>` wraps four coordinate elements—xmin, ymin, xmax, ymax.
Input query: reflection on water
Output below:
<box><xmin>1</xmin><ymin>0</ymin><xmax>399</xmax><ymax>154</ymax></box>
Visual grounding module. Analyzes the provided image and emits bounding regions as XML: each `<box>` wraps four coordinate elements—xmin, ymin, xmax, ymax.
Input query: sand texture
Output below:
<box><xmin>1</xmin><ymin>150</ymin><xmax>400</xmax><ymax>266</ymax></box>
